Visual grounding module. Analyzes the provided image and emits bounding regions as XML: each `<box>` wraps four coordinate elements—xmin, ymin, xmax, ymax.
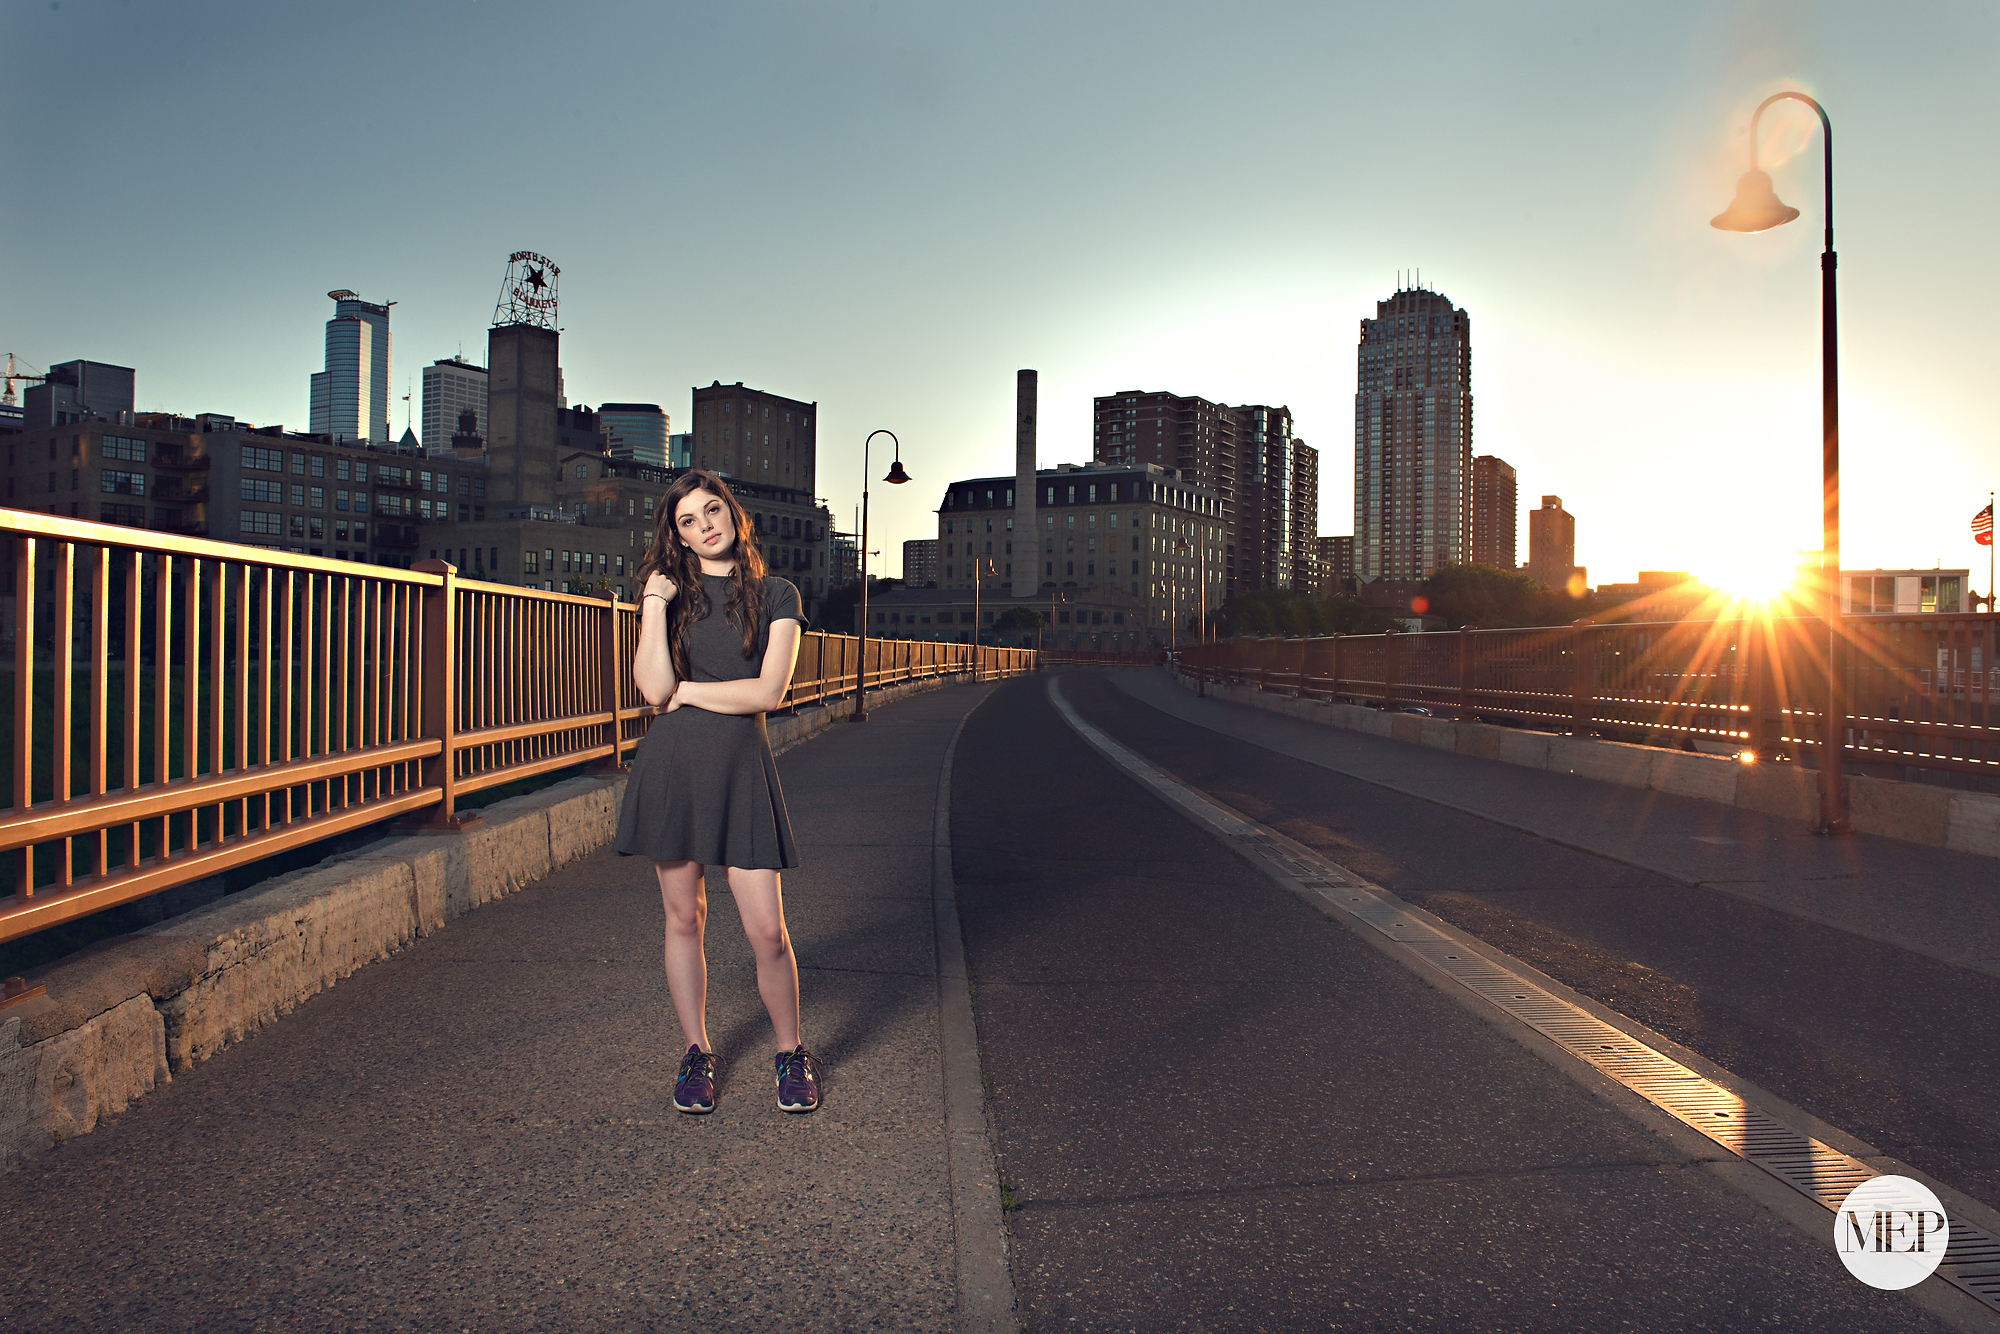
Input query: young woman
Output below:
<box><xmin>614</xmin><ymin>470</ymin><xmax>818</xmax><ymax>1116</ymax></box>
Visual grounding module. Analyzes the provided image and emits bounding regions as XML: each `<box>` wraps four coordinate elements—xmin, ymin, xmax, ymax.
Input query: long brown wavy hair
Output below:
<box><xmin>639</xmin><ymin>470</ymin><xmax>768</xmax><ymax>680</ymax></box>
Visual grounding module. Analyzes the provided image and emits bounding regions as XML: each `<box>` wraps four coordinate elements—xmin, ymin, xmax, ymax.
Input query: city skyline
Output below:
<box><xmin>4</xmin><ymin>2</ymin><xmax>1997</xmax><ymax>591</ymax></box>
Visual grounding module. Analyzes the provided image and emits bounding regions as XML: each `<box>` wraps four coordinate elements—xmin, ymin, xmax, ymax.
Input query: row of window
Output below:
<box><xmin>241</xmin><ymin>512</ymin><xmax>373</xmax><ymax>543</ymax></box>
<box><xmin>238</xmin><ymin>442</ymin><xmax>486</xmax><ymax>496</ymax></box>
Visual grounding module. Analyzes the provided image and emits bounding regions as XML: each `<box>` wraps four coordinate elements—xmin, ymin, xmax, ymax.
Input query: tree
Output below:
<box><xmin>1212</xmin><ymin>589</ymin><xmax>1397</xmax><ymax>638</ymax></box>
<box><xmin>1420</xmin><ymin>564</ymin><xmax>1589</xmax><ymax>629</ymax></box>
<box><xmin>992</xmin><ymin>606</ymin><xmax>1045</xmax><ymax>636</ymax></box>
<box><xmin>818</xmin><ymin>583</ymin><xmax>860</xmax><ymax>634</ymax></box>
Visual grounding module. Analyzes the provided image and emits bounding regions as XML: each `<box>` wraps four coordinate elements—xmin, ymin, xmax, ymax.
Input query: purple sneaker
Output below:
<box><xmin>775</xmin><ymin>1045</ymin><xmax>821</xmax><ymax>1113</ymax></box>
<box><xmin>674</xmin><ymin>1044</ymin><xmax>716</xmax><ymax>1115</ymax></box>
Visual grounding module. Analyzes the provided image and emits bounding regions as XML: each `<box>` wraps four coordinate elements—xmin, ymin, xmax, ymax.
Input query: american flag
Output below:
<box><xmin>1976</xmin><ymin>503</ymin><xmax>1995</xmax><ymax>547</ymax></box>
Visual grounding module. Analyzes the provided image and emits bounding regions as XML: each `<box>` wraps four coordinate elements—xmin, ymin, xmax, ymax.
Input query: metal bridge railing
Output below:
<box><xmin>1179</xmin><ymin>612</ymin><xmax>2000</xmax><ymax>778</ymax></box>
<box><xmin>2</xmin><ymin>509</ymin><xmax>1036</xmax><ymax>944</ymax></box>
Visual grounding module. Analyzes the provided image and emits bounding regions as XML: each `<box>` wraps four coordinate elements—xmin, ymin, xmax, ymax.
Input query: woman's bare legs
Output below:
<box><xmin>655</xmin><ymin>859</ymin><xmax>710</xmax><ymax>1051</ymax></box>
<box><xmin>726</xmin><ymin>867</ymin><xmax>801</xmax><ymax>1050</ymax></box>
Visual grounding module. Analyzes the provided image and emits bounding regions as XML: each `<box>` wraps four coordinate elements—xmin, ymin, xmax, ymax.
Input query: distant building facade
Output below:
<box><xmin>1093</xmin><ymin>390</ymin><xmax>1240</xmax><ymax>595</ymax></box>
<box><xmin>689</xmin><ymin>381</ymin><xmax>816</xmax><ymax>496</ymax></box>
<box><xmin>1471</xmin><ymin>454</ymin><xmax>1517</xmax><ymax>570</ymax></box>
<box><xmin>23</xmin><ymin>359</ymin><xmax>135</xmax><ymax>429</ymax></box>
<box><xmin>1527</xmin><ymin>494</ymin><xmax>1578</xmax><ymax>590</ymax></box>
<box><xmin>1318</xmin><ymin>535</ymin><xmax>1356</xmax><ymax>595</ymax></box>
<box><xmin>422</xmin><ymin>357</ymin><xmax>487</xmax><ymax>454</ymax></box>
<box><xmin>903</xmin><ymin>538</ymin><xmax>939</xmax><ymax>586</ymax></box>
<box><xmin>934</xmin><ymin>459</ymin><xmax>1220</xmax><ymax>649</ymax></box>
<box><xmin>1091</xmin><ymin>390</ymin><xmax>1319</xmax><ymax>597</ymax></box>
<box><xmin>309</xmin><ymin>291</ymin><xmax>393</xmax><ymax>445</ymax></box>
<box><xmin>1354</xmin><ymin>284</ymin><xmax>1473</xmax><ymax>582</ymax></box>
<box><xmin>1843</xmin><ymin>569</ymin><xmax>1971</xmax><ymax>614</ymax></box>
<box><xmin>601</xmin><ymin>403</ymin><xmax>669</xmax><ymax>467</ymax></box>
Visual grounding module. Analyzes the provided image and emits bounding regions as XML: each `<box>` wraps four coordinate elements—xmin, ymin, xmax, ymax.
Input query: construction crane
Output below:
<box><xmin>3</xmin><ymin>353</ymin><xmax>46</xmax><ymax>407</ymax></box>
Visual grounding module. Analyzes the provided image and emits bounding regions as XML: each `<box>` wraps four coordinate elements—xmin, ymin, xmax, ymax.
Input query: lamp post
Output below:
<box><xmin>972</xmin><ymin>555</ymin><xmax>993</xmax><ymax>678</ymax></box>
<box><xmin>1711</xmin><ymin>90</ymin><xmax>1848</xmax><ymax>834</ymax></box>
<box><xmin>853</xmin><ymin>429</ymin><xmax>909</xmax><ymax>722</ymax></box>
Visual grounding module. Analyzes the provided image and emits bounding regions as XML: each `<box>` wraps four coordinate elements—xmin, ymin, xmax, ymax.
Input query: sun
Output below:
<box><xmin>1706</xmin><ymin>551</ymin><xmax>1799</xmax><ymax>603</ymax></box>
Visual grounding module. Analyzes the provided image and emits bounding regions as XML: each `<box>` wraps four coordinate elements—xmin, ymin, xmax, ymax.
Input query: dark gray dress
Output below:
<box><xmin>614</xmin><ymin>573</ymin><xmax>804</xmax><ymax>869</ymax></box>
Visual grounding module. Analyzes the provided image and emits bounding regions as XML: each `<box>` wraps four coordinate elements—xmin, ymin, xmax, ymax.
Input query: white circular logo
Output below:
<box><xmin>1833</xmin><ymin>1175</ymin><xmax>1949</xmax><ymax>1290</ymax></box>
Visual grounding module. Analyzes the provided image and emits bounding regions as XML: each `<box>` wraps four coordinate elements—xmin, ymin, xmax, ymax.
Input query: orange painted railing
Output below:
<box><xmin>2</xmin><ymin>509</ymin><xmax>1035</xmax><ymax>943</ymax></box>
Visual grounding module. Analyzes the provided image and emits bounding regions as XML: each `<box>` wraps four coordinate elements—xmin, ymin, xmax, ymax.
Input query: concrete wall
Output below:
<box><xmin>0</xmin><ymin>673</ymin><xmax>978</xmax><ymax>1168</ymax></box>
<box><xmin>1176</xmin><ymin>674</ymin><xmax>2000</xmax><ymax>861</ymax></box>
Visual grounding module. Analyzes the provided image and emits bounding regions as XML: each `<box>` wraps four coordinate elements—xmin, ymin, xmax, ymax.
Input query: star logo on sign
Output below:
<box><xmin>525</xmin><ymin>266</ymin><xmax>546</xmax><ymax>292</ymax></box>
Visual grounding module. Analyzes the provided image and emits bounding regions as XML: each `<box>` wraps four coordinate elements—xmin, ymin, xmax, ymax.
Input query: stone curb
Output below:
<box><xmin>1173</xmin><ymin>672</ymin><xmax>2000</xmax><ymax>860</ymax></box>
<box><xmin>0</xmin><ymin>671</ymin><xmax>980</xmax><ymax>1168</ymax></box>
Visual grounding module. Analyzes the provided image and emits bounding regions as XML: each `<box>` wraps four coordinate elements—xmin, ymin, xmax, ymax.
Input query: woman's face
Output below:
<box><xmin>675</xmin><ymin>489</ymin><xmax>736</xmax><ymax>561</ymax></box>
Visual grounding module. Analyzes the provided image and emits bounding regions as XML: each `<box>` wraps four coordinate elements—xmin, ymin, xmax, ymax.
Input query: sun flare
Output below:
<box><xmin>1706</xmin><ymin>552</ymin><xmax>1799</xmax><ymax>603</ymax></box>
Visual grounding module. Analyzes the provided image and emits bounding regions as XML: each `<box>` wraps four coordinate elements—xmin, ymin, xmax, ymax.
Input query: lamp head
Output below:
<box><xmin>883</xmin><ymin>460</ymin><xmax>911</xmax><ymax>484</ymax></box>
<box><xmin>1711</xmin><ymin>169</ymin><xmax>1800</xmax><ymax>233</ymax></box>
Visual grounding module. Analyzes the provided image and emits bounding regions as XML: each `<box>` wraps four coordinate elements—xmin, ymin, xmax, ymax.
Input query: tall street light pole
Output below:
<box><xmin>1711</xmin><ymin>90</ymin><xmax>1849</xmax><ymax>835</ymax></box>
<box><xmin>972</xmin><ymin>555</ymin><xmax>992</xmax><ymax>679</ymax></box>
<box><xmin>853</xmin><ymin>429</ymin><xmax>909</xmax><ymax>722</ymax></box>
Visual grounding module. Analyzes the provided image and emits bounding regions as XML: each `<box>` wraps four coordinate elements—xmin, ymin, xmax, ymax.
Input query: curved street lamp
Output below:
<box><xmin>853</xmin><ymin>429</ymin><xmax>909</xmax><ymax>722</ymax></box>
<box><xmin>1711</xmin><ymin>91</ymin><xmax>1849</xmax><ymax>836</ymax></box>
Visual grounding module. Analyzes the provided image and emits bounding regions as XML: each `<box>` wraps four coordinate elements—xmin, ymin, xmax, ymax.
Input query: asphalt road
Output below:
<box><xmin>1092</xmin><ymin>668</ymin><xmax>2000</xmax><ymax>1214</ymax></box>
<box><xmin>951</xmin><ymin>671</ymin><xmax>1953</xmax><ymax>1332</ymax></box>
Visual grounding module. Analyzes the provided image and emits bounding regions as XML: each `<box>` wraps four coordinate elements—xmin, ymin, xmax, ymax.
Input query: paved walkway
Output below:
<box><xmin>0</xmin><ymin>683</ymin><xmax>1002</xmax><ymax>1332</ymax></box>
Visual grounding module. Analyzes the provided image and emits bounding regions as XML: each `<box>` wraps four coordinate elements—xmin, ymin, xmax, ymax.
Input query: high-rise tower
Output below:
<box><xmin>309</xmin><ymin>290</ymin><xmax>393</xmax><ymax>445</ymax></box>
<box><xmin>1353</xmin><ymin>284</ymin><xmax>1473</xmax><ymax>582</ymax></box>
<box><xmin>1471</xmin><ymin>454</ymin><xmax>1517</xmax><ymax>570</ymax></box>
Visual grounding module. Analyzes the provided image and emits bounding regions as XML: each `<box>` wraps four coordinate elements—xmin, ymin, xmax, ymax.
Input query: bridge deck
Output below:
<box><xmin>2</xmin><ymin>670</ymin><xmax>1993</xmax><ymax>1330</ymax></box>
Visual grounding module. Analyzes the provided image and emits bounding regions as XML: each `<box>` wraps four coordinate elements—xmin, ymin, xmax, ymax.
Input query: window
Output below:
<box><xmin>101</xmin><ymin>470</ymin><xmax>146</xmax><ymax>496</ymax></box>
<box><xmin>291</xmin><ymin>454</ymin><xmax>306</xmax><ymax>475</ymax></box>
<box><xmin>289</xmin><ymin>515</ymin><xmax>305</xmax><ymax>538</ymax></box>
<box><xmin>336</xmin><ymin>490</ymin><xmax>349</xmax><ymax>511</ymax></box>
<box><xmin>239</xmin><ymin>511</ymin><xmax>282</xmax><ymax>536</ymax></box>
<box><xmin>420</xmin><ymin>471</ymin><xmax>433</xmax><ymax>492</ymax></box>
<box><xmin>459</xmin><ymin>475</ymin><xmax>471</xmax><ymax>497</ymax></box>
<box><xmin>309</xmin><ymin>487</ymin><xmax>324</xmax><ymax>509</ymax></box>
<box><xmin>103</xmin><ymin>435</ymin><xmax>147</xmax><ymax>462</ymax></box>
<box><xmin>310</xmin><ymin>456</ymin><xmax>325</xmax><ymax>478</ymax></box>
<box><xmin>337</xmin><ymin>458</ymin><xmax>351</xmax><ymax>481</ymax></box>
<box><xmin>243</xmin><ymin>444</ymin><xmax>284</xmax><ymax>472</ymax></box>
<box><xmin>290</xmin><ymin>484</ymin><xmax>305</xmax><ymax>507</ymax></box>
<box><xmin>355</xmin><ymin>461</ymin><xmax>369</xmax><ymax>484</ymax></box>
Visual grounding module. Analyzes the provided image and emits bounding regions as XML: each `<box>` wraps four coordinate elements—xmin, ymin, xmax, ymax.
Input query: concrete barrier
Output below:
<box><xmin>1175</xmin><ymin>671</ymin><xmax>2000</xmax><ymax>860</ymax></box>
<box><xmin>0</xmin><ymin>671</ymin><xmax>976</xmax><ymax>1169</ymax></box>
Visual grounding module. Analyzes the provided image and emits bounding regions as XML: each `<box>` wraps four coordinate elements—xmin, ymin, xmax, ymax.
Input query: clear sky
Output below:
<box><xmin>5</xmin><ymin>0</ymin><xmax>1996</xmax><ymax>591</ymax></box>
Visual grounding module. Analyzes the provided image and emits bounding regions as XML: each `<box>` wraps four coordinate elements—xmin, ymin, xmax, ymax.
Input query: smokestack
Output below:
<box><xmin>1011</xmin><ymin>369</ymin><xmax>1038</xmax><ymax>600</ymax></box>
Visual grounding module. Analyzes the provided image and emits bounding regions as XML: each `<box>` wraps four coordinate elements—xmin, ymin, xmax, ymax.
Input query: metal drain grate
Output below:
<box><xmin>1048</xmin><ymin>681</ymin><xmax>2000</xmax><ymax>1316</ymax></box>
